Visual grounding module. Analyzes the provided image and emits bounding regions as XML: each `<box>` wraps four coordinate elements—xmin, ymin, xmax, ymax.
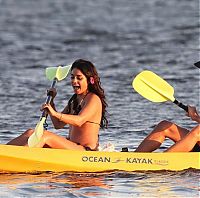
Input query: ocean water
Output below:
<box><xmin>0</xmin><ymin>0</ymin><xmax>199</xmax><ymax>197</ymax></box>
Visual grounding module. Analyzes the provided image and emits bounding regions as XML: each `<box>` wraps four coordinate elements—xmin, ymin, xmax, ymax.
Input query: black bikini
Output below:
<box><xmin>191</xmin><ymin>144</ymin><xmax>200</xmax><ymax>152</ymax></box>
<box><xmin>76</xmin><ymin>143</ymin><xmax>99</xmax><ymax>151</ymax></box>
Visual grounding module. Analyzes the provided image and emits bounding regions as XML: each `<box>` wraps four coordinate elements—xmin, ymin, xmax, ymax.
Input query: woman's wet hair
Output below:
<box><xmin>68</xmin><ymin>59</ymin><xmax>108</xmax><ymax>128</ymax></box>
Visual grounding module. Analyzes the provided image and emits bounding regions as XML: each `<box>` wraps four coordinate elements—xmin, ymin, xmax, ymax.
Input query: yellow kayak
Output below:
<box><xmin>0</xmin><ymin>144</ymin><xmax>199</xmax><ymax>173</ymax></box>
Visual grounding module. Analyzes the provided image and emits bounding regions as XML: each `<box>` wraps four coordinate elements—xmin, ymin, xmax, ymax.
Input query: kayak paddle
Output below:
<box><xmin>28</xmin><ymin>65</ymin><xmax>72</xmax><ymax>147</ymax></box>
<box><xmin>132</xmin><ymin>70</ymin><xmax>188</xmax><ymax>112</ymax></box>
<box><xmin>194</xmin><ymin>61</ymin><xmax>200</xmax><ymax>69</ymax></box>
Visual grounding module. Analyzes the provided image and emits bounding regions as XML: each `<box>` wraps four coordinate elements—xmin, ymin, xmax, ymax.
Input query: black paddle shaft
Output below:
<box><xmin>173</xmin><ymin>99</ymin><xmax>188</xmax><ymax>112</ymax></box>
<box><xmin>41</xmin><ymin>78</ymin><xmax>57</xmax><ymax>118</ymax></box>
<box><xmin>194</xmin><ymin>61</ymin><xmax>200</xmax><ymax>68</ymax></box>
<box><xmin>173</xmin><ymin>62</ymin><xmax>199</xmax><ymax>112</ymax></box>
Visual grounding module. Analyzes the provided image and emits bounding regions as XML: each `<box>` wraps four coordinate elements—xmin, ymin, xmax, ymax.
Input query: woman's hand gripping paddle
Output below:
<box><xmin>28</xmin><ymin>65</ymin><xmax>72</xmax><ymax>147</ymax></box>
<box><xmin>132</xmin><ymin>70</ymin><xmax>188</xmax><ymax>112</ymax></box>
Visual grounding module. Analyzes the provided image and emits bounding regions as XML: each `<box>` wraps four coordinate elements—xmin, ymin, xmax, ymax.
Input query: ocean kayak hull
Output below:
<box><xmin>0</xmin><ymin>144</ymin><xmax>199</xmax><ymax>173</ymax></box>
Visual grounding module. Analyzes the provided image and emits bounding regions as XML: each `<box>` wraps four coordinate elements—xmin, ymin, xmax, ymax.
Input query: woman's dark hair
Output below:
<box><xmin>67</xmin><ymin>59</ymin><xmax>108</xmax><ymax>129</ymax></box>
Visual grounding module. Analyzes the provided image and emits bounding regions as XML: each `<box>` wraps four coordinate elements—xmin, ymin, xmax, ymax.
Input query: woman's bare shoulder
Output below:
<box><xmin>87</xmin><ymin>93</ymin><xmax>101</xmax><ymax>104</ymax></box>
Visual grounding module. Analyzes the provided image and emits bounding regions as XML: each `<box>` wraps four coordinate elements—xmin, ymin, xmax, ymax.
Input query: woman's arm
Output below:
<box><xmin>44</xmin><ymin>88</ymin><xmax>67</xmax><ymax>129</ymax></box>
<box><xmin>49</xmin><ymin>101</ymin><xmax>67</xmax><ymax>129</ymax></box>
<box><xmin>44</xmin><ymin>94</ymin><xmax>101</xmax><ymax>127</ymax></box>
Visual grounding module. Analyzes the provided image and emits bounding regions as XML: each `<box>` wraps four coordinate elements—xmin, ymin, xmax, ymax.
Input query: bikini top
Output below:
<box><xmin>67</xmin><ymin>93</ymin><xmax>100</xmax><ymax>126</ymax></box>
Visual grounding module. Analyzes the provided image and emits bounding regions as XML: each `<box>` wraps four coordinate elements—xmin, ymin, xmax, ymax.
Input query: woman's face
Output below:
<box><xmin>71</xmin><ymin>68</ymin><xmax>88</xmax><ymax>95</ymax></box>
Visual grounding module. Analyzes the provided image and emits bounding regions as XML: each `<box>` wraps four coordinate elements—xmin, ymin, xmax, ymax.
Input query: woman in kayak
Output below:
<box><xmin>7</xmin><ymin>59</ymin><xmax>108</xmax><ymax>150</ymax></box>
<box><xmin>135</xmin><ymin>106</ymin><xmax>200</xmax><ymax>152</ymax></box>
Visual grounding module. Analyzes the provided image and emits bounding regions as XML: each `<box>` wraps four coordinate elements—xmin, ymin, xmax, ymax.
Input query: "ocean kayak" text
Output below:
<box><xmin>82</xmin><ymin>156</ymin><xmax>153</xmax><ymax>164</ymax></box>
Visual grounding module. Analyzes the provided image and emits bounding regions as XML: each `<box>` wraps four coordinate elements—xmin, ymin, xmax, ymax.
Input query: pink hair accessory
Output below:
<box><xmin>90</xmin><ymin>77</ymin><xmax>95</xmax><ymax>84</ymax></box>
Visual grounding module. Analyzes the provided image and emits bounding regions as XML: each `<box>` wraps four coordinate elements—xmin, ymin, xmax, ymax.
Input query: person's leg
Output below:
<box><xmin>7</xmin><ymin>129</ymin><xmax>86</xmax><ymax>150</ymax></box>
<box><xmin>7</xmin><ymin>129</ymin><xmax>34</xmax><ymax>146</ymax></box>
<box><xmin>35</xmin><ymin>130</ymin><xmax>86</xmax><ymax>150</ymax></box>
<box><xmin>135</xmin><ymin>120</ymin><xmax>189</xmax><ymax>152</ymax></box>
<box><xmin>165</xmin><ymin>125</ymin><xmax>200</xmax><ymax>152</ymax></box>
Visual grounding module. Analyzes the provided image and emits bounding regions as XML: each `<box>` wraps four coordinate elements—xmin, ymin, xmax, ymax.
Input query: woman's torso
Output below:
<box><xmin>67</xmin><ymin>93</ymin><xmax>102</xmax><ymax>149</ymax></box>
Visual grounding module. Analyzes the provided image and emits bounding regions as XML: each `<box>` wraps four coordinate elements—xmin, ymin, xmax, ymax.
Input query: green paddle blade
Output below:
<box><xmin>28</xmin><ymin>117</ymin><xmax>46</xmax><ymax>147</ymax></box>
<box><xmin>46</xmin><ymin>65</ymin><xmax>72</xmax><ymax>81</ymax></box>
<box><xmin>132</xmin><ymin>70</ymin><xmax>175</xmax><ymax>103</ymax></box>
<box><xmin>28</xmin><ymin>65</ymin><xmax>72</xmax><ymax>148</ymax></box>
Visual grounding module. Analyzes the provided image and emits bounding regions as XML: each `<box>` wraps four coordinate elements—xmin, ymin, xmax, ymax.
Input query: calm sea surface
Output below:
<box><xmin>0</xmin><ymin>0</ymin><xmax>199</xmax><ymax>197</ymax></box>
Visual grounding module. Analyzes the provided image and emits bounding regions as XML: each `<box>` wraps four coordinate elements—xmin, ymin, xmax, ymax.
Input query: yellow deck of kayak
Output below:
<box><xmin>0</xmin><ymin>144</ymin><xmax>199</xmax><ymax>173</ymax></box>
